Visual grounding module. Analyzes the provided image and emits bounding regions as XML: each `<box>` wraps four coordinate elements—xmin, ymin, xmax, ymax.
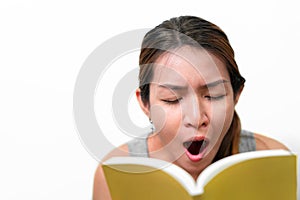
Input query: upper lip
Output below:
<box><xmin>182</xmin><ymin>135</ymin><xmax>209</xmax><ymax>148</ymax></box>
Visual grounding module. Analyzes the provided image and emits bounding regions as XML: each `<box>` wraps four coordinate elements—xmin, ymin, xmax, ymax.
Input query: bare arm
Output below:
<box><xmin>93</xmin><ymin>165</ymin><xmax>112</xmax><ymax>200</ymax></box>
<box><xmin>93</xmin><ymin>144</ymin><xmax>129</xmax><ymax>200</ymax></box>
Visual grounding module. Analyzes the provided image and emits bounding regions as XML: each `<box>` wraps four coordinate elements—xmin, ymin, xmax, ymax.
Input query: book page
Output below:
<box><xmin>103</xmin><ymin>156</ymin><xmax>204</xmax><ymax>196</ymax></box>
<box><xmin>196</xmin><ymin>149</ymin><xmax>293</xmax><ymax>188</ymax></box>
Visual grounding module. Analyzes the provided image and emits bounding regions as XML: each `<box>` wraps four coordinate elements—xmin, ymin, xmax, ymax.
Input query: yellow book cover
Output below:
<box><xmin>102</xmin><ymin>150</ymin><xmax>297</xmax><ymax>200</ymax></box>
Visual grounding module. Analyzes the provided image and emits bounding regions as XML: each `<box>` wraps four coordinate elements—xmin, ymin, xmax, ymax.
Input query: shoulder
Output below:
<box><xmin>103</xmin><ymin>144</ymin><xmax>129</xmax><ymax>161</ymax></box>
<box><xmin>253</xmin><ymin>133</ymin><xmax>289</xmax><ymax>151</ymax></box>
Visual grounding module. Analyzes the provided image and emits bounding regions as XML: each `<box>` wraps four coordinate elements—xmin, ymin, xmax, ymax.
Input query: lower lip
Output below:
<box><xmin>184</xmin><ymin>148</ymin><xmax>207</xmax><ymax>162</ymax></box>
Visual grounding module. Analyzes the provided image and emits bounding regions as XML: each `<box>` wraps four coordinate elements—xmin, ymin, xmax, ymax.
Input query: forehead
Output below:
<box><xmin>152</xmin><ymin>46</ymin><xmax>229</xmax><ymax>86</ymax></box>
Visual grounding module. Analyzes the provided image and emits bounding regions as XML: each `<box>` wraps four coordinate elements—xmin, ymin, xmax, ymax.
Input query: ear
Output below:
<box><xmin>234</xmin><ymin>85</ymin><xmax>244</xmax><ymax>105</ymax></box>
<box><xmin>136</xmin><ymin>88</ymin><xmax>150</xmax><ymax>118</ymax></box>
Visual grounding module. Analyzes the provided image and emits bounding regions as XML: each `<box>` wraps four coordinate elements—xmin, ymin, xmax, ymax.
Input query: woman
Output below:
<box><xmin>93</xmin><ymin>16</ymin><xmax>288</xmax><ymax>200</ymax></box>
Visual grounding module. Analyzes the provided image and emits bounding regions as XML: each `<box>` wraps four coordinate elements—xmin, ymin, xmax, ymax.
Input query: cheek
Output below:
<box><xmin>211</xmin><ymin>98</ymin><xmax>235</xmax><ymax>125</ymax></box>
<box><xmin>150</xmin><ymin>104</ymin><xmax>182</xmax><ymax>134</ymax></box>
<box><xmin>152</xmin><ymin>106</ymin><xmax>182</xmax><ymax>145</ymax></box>
<box><xmin>208</xmin><ymin>99</ymin><xmax>235</xmax><ymax>140</ymax></box>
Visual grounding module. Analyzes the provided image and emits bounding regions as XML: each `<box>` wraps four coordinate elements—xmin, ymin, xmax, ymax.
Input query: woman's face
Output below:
<box><xmin>138</xmin><ymin>46</ymin><xmax>240</xmax><ymax>173</ymax></box>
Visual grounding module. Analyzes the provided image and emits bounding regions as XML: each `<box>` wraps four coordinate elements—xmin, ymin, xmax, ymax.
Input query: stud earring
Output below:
<box><xmin>149</xmin><ymin>119</ymin><xmax>155</xmax><ymax>133</ymax></box>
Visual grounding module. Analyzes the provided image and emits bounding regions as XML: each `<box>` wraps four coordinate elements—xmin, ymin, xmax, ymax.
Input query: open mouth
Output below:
<box><xmin>183</xmin><ymin>139</ymin><xmax>209</xmax><ymax>155</ymax></box>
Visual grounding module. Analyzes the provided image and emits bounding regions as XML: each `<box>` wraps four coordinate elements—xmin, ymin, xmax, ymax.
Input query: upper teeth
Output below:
<box><xmin>183</xmin><ymin>140</ymin><xmax>205</xmax><ymax>148</ymax></box>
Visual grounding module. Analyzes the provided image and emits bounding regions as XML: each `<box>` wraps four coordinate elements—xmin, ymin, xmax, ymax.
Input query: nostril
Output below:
<box><xmin>182</xmin><ymin>101</ymin><xmax>209</xmax><ymax>129</ymax></box>
<box><xmin>183</xmin><ymin>114</ymin><xmax>209</xmax><ymax>129</ymax></box>
<box><xmin>200</xmin><ymin>115</ymin><xmax>209</xmax><ymax>128</ymax></box>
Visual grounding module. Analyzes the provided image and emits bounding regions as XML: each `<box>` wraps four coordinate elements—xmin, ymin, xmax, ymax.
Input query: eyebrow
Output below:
<box><xmin>158</xmin><ymin>84</ymin><xmax>188</xmax><ymax>91</ymax></box>
<box><xmin>203</xmin><ymin>79</ymin><xmax>230</xmax><ymax>89</ymax></box>
<box><xmin>158</xmin><ymin>79</ymin><xmax>229</xmax><ymax>91</ymax></box>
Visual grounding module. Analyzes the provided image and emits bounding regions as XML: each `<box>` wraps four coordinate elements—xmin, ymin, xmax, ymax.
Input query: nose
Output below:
<box><xmin>182</xmin><ymin>96</ymin><xmax>209</xmax><ymax>129</ymax></box>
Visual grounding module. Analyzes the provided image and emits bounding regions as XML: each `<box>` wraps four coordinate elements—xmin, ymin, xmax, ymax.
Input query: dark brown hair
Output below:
<box><xmin>138</xmin><ymin>16</ymin><xmax>245</xmax><ymax>162</ymax></box>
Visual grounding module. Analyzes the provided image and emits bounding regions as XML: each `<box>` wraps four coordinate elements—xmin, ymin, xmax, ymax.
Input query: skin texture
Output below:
<box><xmin>92</xmin><ymin>47</ymin><xmax>289</xmax><ymax>200</ymax></box>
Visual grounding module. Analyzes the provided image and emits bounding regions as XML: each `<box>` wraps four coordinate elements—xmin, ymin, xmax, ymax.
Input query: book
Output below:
<box><xmin>102</xmin><ymin>149</ymin><xmax>297</xmax><ymax>200</ymax></box>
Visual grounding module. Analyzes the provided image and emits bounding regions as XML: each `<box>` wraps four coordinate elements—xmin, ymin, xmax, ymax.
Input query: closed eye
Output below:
<box><xmin>161</xmin><ymin>98</ymin><xmax>182</xmax><ymax>105</ymax></box>
<box><xmin>205</xmin><ymin>95</ymin><xmax>226</xmax><ymax>101</ymax></box>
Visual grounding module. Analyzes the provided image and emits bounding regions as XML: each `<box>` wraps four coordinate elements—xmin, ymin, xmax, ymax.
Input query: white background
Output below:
<box><xmin>1</xmin><ymin>0</ymin><xmax>299</xmax><ymax>199</ymax></box>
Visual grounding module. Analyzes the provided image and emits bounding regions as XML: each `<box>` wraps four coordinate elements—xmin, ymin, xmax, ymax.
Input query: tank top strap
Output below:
<box><xmin>127</xmin><ymin>135</ymin><xmax>149</xmax><ymax>157</ymax></box>
<box><xmin>239</xmin><ymin>129</ymin><xmax>256</xmax><ymax>153</ymax></box>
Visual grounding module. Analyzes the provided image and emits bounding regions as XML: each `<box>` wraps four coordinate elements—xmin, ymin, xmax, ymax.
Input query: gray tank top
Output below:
<box><xmin>127</xmin><ymin>129</ymin><xmax>256</xmax><ymax>157</ymax></box>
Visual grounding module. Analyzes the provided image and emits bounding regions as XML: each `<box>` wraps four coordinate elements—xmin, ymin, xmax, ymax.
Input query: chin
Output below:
<box><xmin>173</xmin><ymin>152</ymin><xmax>212</xmax><ymax>176</ymax></box>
